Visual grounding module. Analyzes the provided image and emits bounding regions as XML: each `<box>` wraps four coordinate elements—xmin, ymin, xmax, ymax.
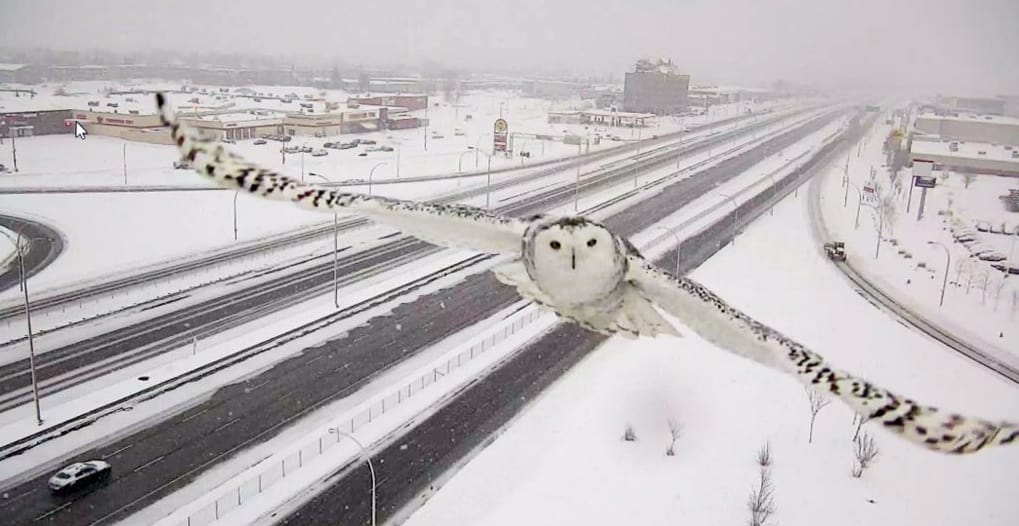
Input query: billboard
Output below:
<box><xmin>914</xmin><ymin>176</ymin><xmax>937</xmax><ymax>188</ymax></box>
<box><xmin>493</xmin><ymin>118</ymin><xmax>508</xmax><ymax>153</ymax></box>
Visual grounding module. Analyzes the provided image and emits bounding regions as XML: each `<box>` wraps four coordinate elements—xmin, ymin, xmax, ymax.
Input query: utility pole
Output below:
<box><xmin>123</xmin><ymin>144</ymin><xmax>128</xmax><ymax>185</ymax></box>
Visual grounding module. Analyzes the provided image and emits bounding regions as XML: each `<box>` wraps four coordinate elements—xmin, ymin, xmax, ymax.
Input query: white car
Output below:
<box><xmin>48</xmin><ymin>460</ymin><xmax>111</xmax><ymax>493</ymax></box>
<box><xmin>311</xmin><ymin>148</ymin><xmax>328</xmax><ymax>157</ymax></box>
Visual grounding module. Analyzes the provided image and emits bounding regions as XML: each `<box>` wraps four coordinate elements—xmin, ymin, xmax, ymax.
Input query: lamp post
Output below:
<box><xmin>477</xmin><ymin>148</ymin><xmax>493</xmax><ymax>210</ymax></box>
<box><xmin>309</xmin><ymin>173</ymin><xmax>340</xmax><ymax>308</ymax></box>
<box><xmin>574</xmin><ymin>140</ymin><xmax>582</xmax><ymax>212</ymax></box>
<box><xmin>719</xmin><ymin>192</ymin><xmax>739</xmax><ymax>245</ymax></box>
<box><xmin>474</xmin><ymin>133</ymin><xmax>491</xmax><ymax>169</ymax></box>
<box><xmin>675</xmin><ymin>119</ymin><xmax>685</xmax><ymax>169</ymax></box>
<box><xmin>300</xmin><ymin>143</ymin><xmax>306</xmax><ymax>181</ymax></box>
<box><xmin>654</xmin><ymin>226</ymin><xmax>682</xmax><ymax>276</ymax></box>
<box><xmin>927</xmin><ymin>241</ymin><xmax>950</xmax><ymax>307</ymax></box>
<box><xmin>232</xmin><ymin>191</ymin><xmax>239</xmax><ymax>241</ymax></box>
<box><xmin>1</xmin><ymin>226</ymin><xmax>45</xmax><ymax>425</ymax></box>
<box><xmin>368</xmin><ymin>162</ymin><xmax>388</xmax><ymax>196</ymax></box>
<box><xmin>328</xmin><ymin>428</ymin><xmax>376</xmax><ymax>526</ymax></box>
<box><xmin>847</xmin><ymin>182</ymin><xmax>863</xmax><ymax>229</ymax></box>
<box><xmin>123</xmin><ymin>144</ymin><xmax>128</xmax><ymax>185</ymax></box>
<box><xmin>457</xmin><ymin>150</ymin><xmax>472</xmax><ymax>174</ymax></box>
<box><xmin>633</xmin><ymin>125</ymin><xmax>643</xmax><ymax>188</ymax></box>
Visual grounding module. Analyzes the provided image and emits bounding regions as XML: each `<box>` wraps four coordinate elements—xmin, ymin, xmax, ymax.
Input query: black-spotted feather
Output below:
<box><xmin>628</xmin><ymin>256</ymin><xmax>1019</xmax><ymax>454</ymax></box>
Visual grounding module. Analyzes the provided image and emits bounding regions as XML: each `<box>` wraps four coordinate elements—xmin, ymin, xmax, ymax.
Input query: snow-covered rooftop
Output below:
<box><xmin>911</xmin><ymin>138</ymin><xmax>1019</xmax><ymax>164</ymax></box>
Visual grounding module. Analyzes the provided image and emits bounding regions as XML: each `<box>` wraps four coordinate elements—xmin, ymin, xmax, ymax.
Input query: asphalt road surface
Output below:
<box><xmin>0</xmin><ymin>109</ymin><xmax>843</xmax><ymax>525</ymax></box>
<box><xmin>279</xmin><ymin>112</ymin><xmax>858</xmax><ymax>526</ymax></box>
<box><xmin>0</xmin><ymin>214</ymin><xmax>63</xmax><ymax>294</ymax></box>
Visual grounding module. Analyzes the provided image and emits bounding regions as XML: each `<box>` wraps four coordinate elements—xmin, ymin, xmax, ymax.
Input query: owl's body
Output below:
<box><xmin>154</xmin><ymin>93</ymin><xmax>1019</xmax><ymax>455</ymax></box>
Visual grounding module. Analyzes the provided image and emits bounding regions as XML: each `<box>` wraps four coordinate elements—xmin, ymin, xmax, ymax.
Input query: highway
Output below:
<box><xmin>279</xmin><ymin>109</ymin><xmax>863</xmax><ymax>526</ymax></box>
<box><xmin>0</xmin><ymin>215</ymin><xmax>63</xmax><ymax>294</ymax></box>
<box><xmin>0</xmin><ymin>106</ymin><xmax>765</xmax><ymax>313</ymax></box>
<box><xmin>805</xmin><ymin>147</ymin><xmax>1019</xmax><ymax>385</ymax></box>
<box><xmin>0</xmin><ymin>105</ymin><xmax>821</xmax><ymax>410</ymax></box>
<box><xmin>0</xmin><ymin>105</ymin><xmax>849</xmax><ymax>525</ymax></box>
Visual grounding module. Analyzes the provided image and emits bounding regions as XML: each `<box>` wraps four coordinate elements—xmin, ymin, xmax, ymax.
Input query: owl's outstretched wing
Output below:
<box><xmin>626</xmin><ymin>254</ymin><xmax>1019</xmax><ymax>454</ymax></box>
<box><xmin>155</xmin><ymin>93</ymin><xmax>528</xmax><ymax>255</ymax></box>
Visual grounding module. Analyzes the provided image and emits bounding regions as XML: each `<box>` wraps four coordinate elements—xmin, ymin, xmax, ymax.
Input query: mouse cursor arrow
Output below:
<box><xmin>74</xmin><ymin>121</ymin><xmax>87</xmax><ymax>140</ymax></box>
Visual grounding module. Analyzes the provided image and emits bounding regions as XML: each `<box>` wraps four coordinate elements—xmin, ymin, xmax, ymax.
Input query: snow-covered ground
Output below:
<box><xmin>0</xmin><ymin>81</ymin><xmax>784</xmax><ymax>190</ymax></box>
<box><xmin>404</xmin><ymin>174</ymin><xmax>1019</xmax><ymax>526</ymax></box>
<box><xmin>819</xmin><ymin>117</ymin><xmax>1019</xmax><ymax>359</ymax></box>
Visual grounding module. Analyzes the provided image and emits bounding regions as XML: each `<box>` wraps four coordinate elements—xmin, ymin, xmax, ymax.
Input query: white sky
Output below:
<box><xmin>1</xmin><ymin>0</ymin><xmax>1017</xmax><ymax>96</ymax></box>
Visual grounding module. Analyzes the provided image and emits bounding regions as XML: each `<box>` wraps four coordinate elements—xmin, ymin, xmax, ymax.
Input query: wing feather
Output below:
<box><xmin>627</xmin><ymin>255</ymin><xmax>1019</xmax><ymax>454</ymax></box>
<box><xmin>155</xmin><ymin>93</ymin><xmax>526</xmax><ymax>254</ymax></box>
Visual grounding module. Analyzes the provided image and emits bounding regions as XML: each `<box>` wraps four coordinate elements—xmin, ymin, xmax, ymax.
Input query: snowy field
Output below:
<box><xmin>404</xmin><ymin>178</ymin><xmax>1019</xmax><ymax>526</ymax></box>
<box><xmin>819</xmin><ymin>117</ymin><xmax>1019</xmax><ymax>358</ymax></box>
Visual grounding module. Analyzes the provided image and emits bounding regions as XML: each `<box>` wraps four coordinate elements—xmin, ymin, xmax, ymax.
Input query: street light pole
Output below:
<box><xmin>847</xmin><ymin>183</ymin><xmax>862</xmax><ymax>229</ymax></box>
<box><xmin>574</xmin><ymin>141</ymin><xmax>582</xmax><ymax>212</ymax></box>
<box><xmin>123</xmin><ymin>144</ymin><xmax>127</xmax><ymax>185</ymax></box>
<box><xmin>368</xmin><ymin>162</ymin><xmax>388</xmax><ymax>196</ymax></box>
<box><xmin>927</xmin><ymin>241</ymin><xmax>950</xmax><ymax>307</ymax></box>
<box><xmin>8</xmin><ymin>227</ymin><xmax>44</xmax><ymax>426</ymax></box>
<box><xmin>654</xmin><ymin>226</ymin><xmax>682</xmax><ymax>276</ymax></box>
<box><xmin>301</xmin><ymin>144</ymin><xmax>306</xmax><ymax>182</ymax></box>
<box><xmin>308</xmin><ymin>173</ymin><xmax>339</xmax><ymax>308</ymax></box>
<box><xmin>633</xmin><ymin>125</ymin><xmax>643</xmax><ymax>188</ymax></box>
<box><xmin>232</xmin><ymin>191</ymin><xmax>239</xmax><ymax>241</ymax></box>
<box><xmin>457</xmin><ymin>150</ymin><xmax>471</xmax><ymax>174</ymax></box>
<box><xmin>330</xmin><ymin>429</ymin><xmax>376</xmax><ymax>526</ymax></box>
<box><xmin>720</xmin><ymin>192</ymin><xmax>739</xmax><ymax>245</ymax></box>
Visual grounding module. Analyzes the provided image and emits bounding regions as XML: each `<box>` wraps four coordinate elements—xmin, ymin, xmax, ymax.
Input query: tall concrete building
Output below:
<box><xmin>622</xmin><ymin>58</ymin><xmax>690</xmax><ymax>115</ymax></box>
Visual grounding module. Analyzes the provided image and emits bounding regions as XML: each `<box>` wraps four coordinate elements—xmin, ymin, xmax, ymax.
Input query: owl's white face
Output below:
<box><xmin>527</xmin><ymin>221</ymin><xmax>624</xmax><ymax>306</ymax></box>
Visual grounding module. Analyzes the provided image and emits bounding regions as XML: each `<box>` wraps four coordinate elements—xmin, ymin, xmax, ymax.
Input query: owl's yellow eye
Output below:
<box><xmin>550</xmin><ymin>241</ymin><xmax>561</xmax><ymax>250</ymax></box>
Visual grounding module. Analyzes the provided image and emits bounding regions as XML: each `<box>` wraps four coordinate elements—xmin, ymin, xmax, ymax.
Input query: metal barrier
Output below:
<box><xmin>170</xmin><ymin>307</ymin><xmax>545</xmax><ymax>526</ymax></box>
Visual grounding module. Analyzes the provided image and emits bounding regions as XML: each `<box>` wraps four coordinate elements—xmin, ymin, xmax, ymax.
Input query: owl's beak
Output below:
<box><xmin>571</xmin><ymin>249</ymin><xmax>576</xmax><ymax>269</ymax></box>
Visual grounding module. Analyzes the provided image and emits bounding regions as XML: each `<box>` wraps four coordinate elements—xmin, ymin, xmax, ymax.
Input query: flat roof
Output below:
<box><xmin>917</xmin><ymin>112</ymin><xmax>1019</xmax><ymax>127</ymax></box>
<box><xmin>0</xmin><ymin>63</ymin><xmax>27</xmax><ymax>72</ymax></box>
<box><xmin>911</xmin><ymin>139</ymin><xmax>1019</xmax><ymax>164</ymax></box>
<box><xmin>197</xmin><ymin>111</ymin><xmax>284</xmax><ymax>123</ymax></box>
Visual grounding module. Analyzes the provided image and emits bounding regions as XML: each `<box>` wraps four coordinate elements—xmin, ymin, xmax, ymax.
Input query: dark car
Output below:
<box><xmin>254</xmin><ymin>139</ymin><xmax>267</xmax><ymax>145</ymax></box>
<box><xmin>48</xmin><ymin>460</ymin><xmax>111</xmax><ymax>493</ymax></box>
<box><xmin>360</xmin><ymin>139</ymin><xmax>376</xmax><ymax>145</ymax></box>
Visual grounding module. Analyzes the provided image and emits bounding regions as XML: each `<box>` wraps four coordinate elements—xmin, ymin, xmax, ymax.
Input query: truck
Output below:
<box><xmin>823</xmin><ymin>241</ymin><xmax>846</xmax><ymax>262</ymax></box>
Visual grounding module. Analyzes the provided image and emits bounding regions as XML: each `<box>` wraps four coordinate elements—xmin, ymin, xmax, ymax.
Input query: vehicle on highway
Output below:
<box><xmin>824</xmin><ymin>241</ymin><xmax>846</xmax><ymax>261</ymax></box>
<box><xmin>48</xmin><ymin>460</ymin><xmax>111</xmax><ymax>494</ymax></box>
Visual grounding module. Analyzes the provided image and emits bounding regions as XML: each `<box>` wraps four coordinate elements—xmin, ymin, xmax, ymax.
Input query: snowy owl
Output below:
<box><xmin>155</xmin><ymin>93</ymin><xmax>1018</xmax><ymax>455</ymax></box>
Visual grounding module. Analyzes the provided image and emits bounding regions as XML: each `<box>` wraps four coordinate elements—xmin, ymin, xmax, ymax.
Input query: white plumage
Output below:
<box><xmin>155</xmin><ymin>93</ymin><xmax>1018</xmax><ymax>455</ymax></box>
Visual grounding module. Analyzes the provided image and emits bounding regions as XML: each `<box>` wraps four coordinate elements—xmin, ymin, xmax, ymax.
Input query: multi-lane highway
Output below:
<box><xmin>280</xmin><ymin>109</ymin><xmax>865</xmax><ymax>526</ymax></box>
<box><xmin>0</xmin><ymin>104</ymin><xmax>849</xmax><ymax>525</ymax></box>
<box><xmin>0</xmin><ymin>106</ymin><xmax>765</xmax><ymax>310</ymax></box>
<box><xmin>0</xmin><ymin>105</ymin><xmax>819</xmax><ymax>411</ymax></box>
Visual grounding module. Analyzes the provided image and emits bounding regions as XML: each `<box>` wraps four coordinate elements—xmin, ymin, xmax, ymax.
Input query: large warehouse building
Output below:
<box><xmin>622</xmin><ymin>58</ymin><xmax>690</xmax><ymax>115</ymax></box>
<box><xmin>909</xmin><ymin>112</ymin><xmax>1019</xmax><ymax>177</ymax></box>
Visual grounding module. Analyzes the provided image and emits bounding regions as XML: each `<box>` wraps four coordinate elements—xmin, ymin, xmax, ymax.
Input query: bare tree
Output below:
<box><xmin>851</xmin><ymin>432</ymin><xmax>880</xmax><ymax>478</ymax></box>
<box><xmin>962</xmin><ymin>172</ymin><xmax>976</xmax><ymax>189</ymax></box>
<box><xmin>851</xmin><ymin>412</ymin><xmax>867</xmax><ymax>441</ymax></box>
<box><xmin>990</xmin><ymin>276</ymin><xmax>1008</xmax><ymax>311</ymax></box>
<box><xmin>748</xmin><ymin>442</ymin><xmax>776</xmax><ymax>526</ymax></box>
<box><xmin>666</xmin><ymin>419</ymin><xmax>683</xmax><ymax>456</ymax></box>
<box><xmin>623</xmin><ymin>423</ymin><xmax>637</xmax><ymax>442</ymax></box>
<box><xmin>805</xmin><ymin>386</ymin><xmax>832</xmax><ymax>443</ymax></box>
<box><xmin>756</xmin><ymin>441</ymin><xmax>773</xmax><ymax>468</ymax></box>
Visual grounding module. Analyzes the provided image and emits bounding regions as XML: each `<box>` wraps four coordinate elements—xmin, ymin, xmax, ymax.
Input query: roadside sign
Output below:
<box><xmin>914</xmin><ymin>176</ymin><xmax>937</xmax><ymax>188</ymax></box>
<box><xmin>493</xmin><ymin>118</ymin><xmax>508</xmax><ymax>153</ymax></box>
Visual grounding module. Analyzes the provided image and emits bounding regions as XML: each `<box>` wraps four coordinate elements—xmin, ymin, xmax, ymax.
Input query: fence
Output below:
<box><xmin>170</xmin><ymin>306</ymin><xmax>546</xmax><ymax>526</ymax></box>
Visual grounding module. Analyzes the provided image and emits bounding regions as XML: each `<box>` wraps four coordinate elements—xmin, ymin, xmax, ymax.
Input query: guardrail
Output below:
<box><xmin>168</xmin><ymin>306</ymin><xmax>547</xmax><ymax>526</ymax></box>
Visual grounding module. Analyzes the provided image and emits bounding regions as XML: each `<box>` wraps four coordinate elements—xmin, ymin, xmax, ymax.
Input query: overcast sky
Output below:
<box><xmin>2</xmin><ymin>0</ymin><xmax>1016</xmax><ymax>96</ymax></box>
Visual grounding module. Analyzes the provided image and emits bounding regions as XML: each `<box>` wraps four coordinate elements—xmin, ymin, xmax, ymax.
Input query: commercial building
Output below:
<box><xmin>348</xmin><ymin>94</ymin><xmax>428</xmax><ymax>111</ymax></box>
<box><xmin>909</xmin><ymin>112</ymin><xmax>1019</xmax><ymax>177</ymax></box>
<box><xmin>1</xmin><ymin>109</ymin><xmax>72</xmax><ymax>138</ymax></box>
<box><xmin>548</xmin><ymin>109</ymin><xmax>656</xmax><ymax>128</ymax></box>
<box><xmin>622</xmin><ymin>58</ymin><xmax>690</xmax><ymax>115</ymax></box>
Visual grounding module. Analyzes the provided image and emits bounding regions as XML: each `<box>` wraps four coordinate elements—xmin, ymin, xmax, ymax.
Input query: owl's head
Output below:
<box><xmin>525</xmin><ymin>217</ymin><xmax>624</xmax><ymax>304</ymax></box>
